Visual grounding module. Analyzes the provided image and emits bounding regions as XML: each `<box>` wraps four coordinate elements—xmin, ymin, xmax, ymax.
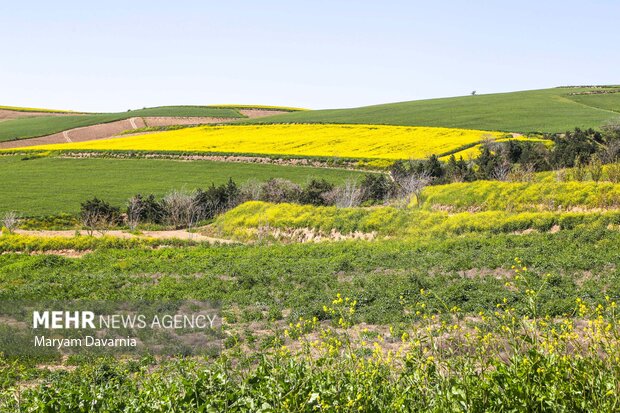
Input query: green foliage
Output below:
<box><xmin>360</xmin><ymin>173</ymin><xmax>394</xmax><ymax>203</ymax></box>
<box><xmin>299</xmin><ymin>178</ymin><xmax>334</xmax><ymax>206</ymax></box>
<box><xmin>80</xmin><ymin>197</ymin><xmax>121</xmax><ymax>228</ymax></box>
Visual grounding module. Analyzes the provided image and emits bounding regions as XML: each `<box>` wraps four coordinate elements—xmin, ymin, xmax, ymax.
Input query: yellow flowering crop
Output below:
<box><xmin>21</xmin><ymin>124</ymin><xmax>501</xmax><ymax>160</ymax></box>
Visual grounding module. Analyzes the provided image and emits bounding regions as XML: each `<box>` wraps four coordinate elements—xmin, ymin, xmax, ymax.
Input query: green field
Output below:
<box><xmin>3</xmin><ymin>87</ymin><xmax>620</xmax><ymax>411</ymax></box>
<box><xmin>2</xmin><ymin>229</ymin><xmax>620</xmax><ymax>410</ymax></box>
<box><xmin>0</xmin><ymin>155</ymin><xmax>363</xmax><ymax>216</ymax></box>
<box><xmin>0</xmin><ymin>106</ymin><xmax>243</xmax><ymax>142</ymax></box>
<box><xmin>249</xmin><ymin>87</ymin><xmax>620</xmax><ymax>133</ymax></box>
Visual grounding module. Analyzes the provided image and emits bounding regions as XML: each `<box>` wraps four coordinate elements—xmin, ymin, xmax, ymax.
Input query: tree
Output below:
<box><xmin>475</xmin><ymin>147</ymin><xmax>502</xmax><ymax>180</ymax></box>
<box><xmin>424</xmin><ymin>155</ymin><xmax>444</xmax><ymax>178</ymax></box>
<box><xmin>550</xmin><ymin>128</ymin><xmax>598</xmax><ymax>168</ymax></box>
<box><xmin>360</xmin><ymin>174</ymin><xmax>393</xmax><ymax>203</ymax></box>
<box><xmin>1</xmin><ymin>211</ymin><xmax>18</xmax><ymax>233</ymax></box>
<box><xmin>80</xmin><ymin>198</ymin><xmax>120</xmax><ymax>235</ymax></box>
<box><xmin>299</xmin><ymin>179</ymin><xmax>334</xmax><ymax>206</ymax></box>
<box><xmin>126</xmin><ymin>195</ymin><xmax>145</xmax><ymax>230</ymax></box>
<box><xmin>395</xmin><ymin>172</ymin><xmax>430</xmax><ymax>208</ymax></box>
<box><xmin>260</xmin><ymin>178</ymin><xmax>302</xmax><ymax>203</ymax></box>
<box><xmin>162</xmin><ymin>190</ymin><xmax>201</xmax><ymax>229</ymax></box>
<box><xmin>324</xmin><ymin>179</ymin><xmax>363</xmax><ymax>208</ymax></box>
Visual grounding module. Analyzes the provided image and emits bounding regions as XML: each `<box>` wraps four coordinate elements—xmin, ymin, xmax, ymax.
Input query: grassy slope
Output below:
<box><xmin>0</xmin><ymin>156</ymin><xmax>363</xmax><ymax>216</ymax></box>
<box><xmin>0</xmin><ymin>106</ymin><xmax>243</xmax><ymax>142</ymax></box>
<box><xmin>248</xmin><ymin>87</ymin><xmax>620</xmax><ymax>133</ymax></box>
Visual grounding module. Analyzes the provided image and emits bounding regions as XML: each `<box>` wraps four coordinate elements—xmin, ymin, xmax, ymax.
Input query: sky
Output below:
<box><xmin>1</xmin><ymin>0</ymin><xmax>619</xmax><ymax>112</ymax></box>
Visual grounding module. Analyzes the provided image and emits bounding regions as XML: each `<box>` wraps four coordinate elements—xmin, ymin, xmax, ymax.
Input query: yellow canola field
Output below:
<box><xmin>22</xmin><ymin>124</ymin><xmax>501</xmax><ymax>160</ymax></box>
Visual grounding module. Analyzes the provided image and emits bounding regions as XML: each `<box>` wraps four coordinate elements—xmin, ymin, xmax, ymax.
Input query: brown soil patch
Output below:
<box><xmin>237</xmin><ymin>109</ymin><xmax>290</xmax><ymax>118</ymax></box>
<box><xmin>143</xmin><ymin>116</ymin><xmax>236</xmax><ymax>127</ymax></box>
<box><xmin>2</xmin><ymin>249</ymin><xmax>93</xmax><ymax>258</ymax></box>
<box><xmin>14</xmin><ymin>229</ymin><xmax>235</xmax><ymax>244</ymax></box>
<box><xmin>0</xmin><ymin>109</ymin><xmax>290</xmax><ymax>149</ymax></box>
<box><xmin>0</xmin><ymin>117</ymin><xmax>147</xmax><ymax>149</ymax></box>
<box><xmin>458</xmin><ymin>267</ymin><xmax>514</xmax><ymax>279</ymax></box>
<box><xmin>0</xmin><ymin>109</ymin><xmax>77</xmax><ymax>120</ymax></box>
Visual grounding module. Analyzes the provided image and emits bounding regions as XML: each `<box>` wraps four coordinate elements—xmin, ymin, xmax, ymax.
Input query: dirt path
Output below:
<box><xmin>0</xmin><ymin>109</ymin><xmax>77</xmax><ymax>120</ymax></box>
<box><xmin>14</xmin><ymin>229</ymin><xmax>235</xmax><ymax>244</ymax></box>
<box><xmin>0</xmin><ymin>109</ymin><xmax>295</xmax><ymax>149</ymax></box>
<box><xmin>142</xmin><ymin>116</ymin><xmax>237</xmax><ymax>127</ymax></box>
<box><xmin>237</xmin><ymin>109</ymin><xmax>290</xmax><ymax>118</ymax></box>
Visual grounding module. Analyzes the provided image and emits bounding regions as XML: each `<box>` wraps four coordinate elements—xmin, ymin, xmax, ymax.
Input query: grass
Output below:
<box><xmin>247</xmin><ymin>86</ymin><xmax>620</xmax><ymax>133</ymax></box>
<box><xmin>0</xmin><ymin>106</ymin><xmax>243</xmax><ymax>142</ymax></box>
<box><xmin>19</xmin><ymin>124</ymin><xmax>503</xmax><ymax>160</ymax></box>
<box><xmin>2</xmin><ymin>227</ymin><xmax>620</xmax><ymax>410</ymax></box>
<box><xmin>0</xmin><ymin>229</ymin><xmax>618</xmax><ymax>321</ymax></box>
<box><xmin>0</xmin><ymin>155</ymin><xmax>363</xmax><ymax>216</ymax></box>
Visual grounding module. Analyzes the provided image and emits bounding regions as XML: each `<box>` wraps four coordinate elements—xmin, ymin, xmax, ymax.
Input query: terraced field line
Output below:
<box><xmin>62</xmin><ymin>131</ymin><xmax>72</xmax><ymax>143</ymax></box>
<box><xmin>129</xmin><ymin>117</ymin><xmax>138</xmax><ymax>129</ymax></box>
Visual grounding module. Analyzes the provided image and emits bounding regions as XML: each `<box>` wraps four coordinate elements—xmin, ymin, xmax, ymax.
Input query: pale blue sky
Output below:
<box><xmin>1</xmin><ymin>1</ymin><xmax>619</xmax><ymax>112</ymax></box>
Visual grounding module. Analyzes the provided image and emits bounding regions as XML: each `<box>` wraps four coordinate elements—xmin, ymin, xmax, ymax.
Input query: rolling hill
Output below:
<box><xmin>247</xmin><ymin>86</ymin><xmax>620</xmax><ymax>133</ymax></box>
<box><xmin>0</xmin><ymin>105</ymin><xmax>304</xmax><ymax>143</ymax></box>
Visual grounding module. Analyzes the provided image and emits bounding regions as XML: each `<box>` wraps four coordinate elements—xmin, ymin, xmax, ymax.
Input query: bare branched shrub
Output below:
<box><xmin>126</xmin><ymin>195</ymin><xmax>145</xmax><ymax>230</ymax></box>
<box><xmin>260</xmin><ymin>179</ymin><xmax>301</xmax><ymax>204</ymax></box>
<box><xmin>601</xmin><ymin>119</ymin><xmax>620</xmax><ymax>138</ymax></box>
<box><xmin>239</xmin><ymin>179</ymin><xmax>263</xmax><ymax>202</ymax></box>
<box><xmin>324</xmin><ymin>179</ymin><xmax>363</xmax><ymax>208</ymax></box>
<box><xmin>395</xmin><ymin>172</ymin><xmax>431</xmax><ymax>208</ymax></box>
<box><xmin>162</xmin><ymin>190</ymin><xmax>202</xmax><ymax>229</ymax></box>
<box><xmin>490</xmin><ymin>161</ymin><xmax>512</xmax><ymax>181</ymax></box>
<box><xmin>508</xmin><ymin>163</ymin><xmax>535</xmax><ymax>182</ymax></box>
<box><xmin>600</xmin><ymin>139</ymin><xmax>620</xmax><ymax>164</ymax></box>
<box><xmin>81</xmin><ymin>210</ymin><xmax>109</xmax><ymax>236</ymax></box>
<box><xmin>80</xmin><ymin>198</ymin><xmax>120</xmax><ymax>236</ymax></box>
<box><xmin>2</xmin><ymin>211</ymin><xmax>19</xmax><ymax>233</ymax></box>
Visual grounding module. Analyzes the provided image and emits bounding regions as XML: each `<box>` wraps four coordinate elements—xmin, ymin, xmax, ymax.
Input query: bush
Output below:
<box><xmin>80</xmin><ymin>198</ymin><xmax>120</xmax><ymax>233</ymax></box>
<box><xmin>260</xmin><ymin>178</ymin><xmax>302</xmax><ymax>203</ymax></box>
<box><xmin>299</xmin><ymin>179</ymin><xmax>334</xmax><ymax>206</ymax></box>
<box><xmin>360</xmin><ymin>173</ymin><xmax>393</xmax><ymax>203</ymax></box>
<box><xmin>161</xmin><ymin>190</ymin><xmax>200</xmax><ymax>229</ymax></box>
<box><xmin>194</xmin><ymin>178</ymin><xmax>241</xmax><ymax>219</ymax></box>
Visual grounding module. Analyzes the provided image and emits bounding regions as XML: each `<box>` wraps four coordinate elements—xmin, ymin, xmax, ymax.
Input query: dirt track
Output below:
<box><xmin>238</xmin><ymin>109</ymin><xmax>289</xmax><ymax>118</ymax></box>
<box><xmin>0</xmin><ymin>109</ymin><xmax>292</xmax><ymax>149</ymax></box>
<box><xmin>15</xmin><ymin>229</ymin><xmax>235</xmax><ymax>244</ymax></box>
<box><xmin>143</xmin><ymin>116</ymin><xmax>237</xmax><ymax>127</ymax></box>
<box><xmin>0</xmin><ymin>109</ymin><xmax>76</xmax><ymax>120</ymax></box>
<box><xmin>0</xmin><ymin>117</ymin><xmax>146</xmax><ymax>149</ymax></box>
